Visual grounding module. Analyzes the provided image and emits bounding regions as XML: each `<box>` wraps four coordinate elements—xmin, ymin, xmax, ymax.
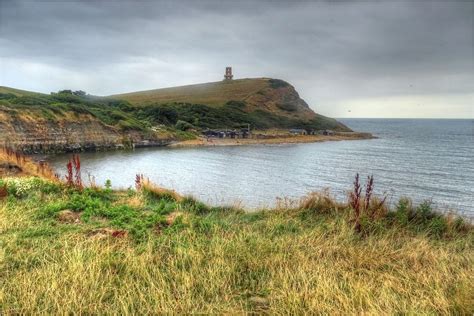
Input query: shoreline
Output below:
<box><xmin>169</xmin><ymin>132</ymin><xmax>375</xmax><ymax>148</ymax></box>
<box><xmin>1</xmin><ymin>132</ymin><xmax>375</xmax><ymax>155</ymax></box>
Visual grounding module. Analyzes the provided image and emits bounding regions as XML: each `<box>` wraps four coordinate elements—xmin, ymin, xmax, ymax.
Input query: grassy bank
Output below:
<box><xmin>1</xmin><ymin>174</ymin><xmax>472</xmax><ymax>314</ymax></box>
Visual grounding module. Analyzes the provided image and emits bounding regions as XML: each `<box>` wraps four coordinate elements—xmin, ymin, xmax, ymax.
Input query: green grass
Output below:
<box><xmin>1</xmin><ymin>177</ymin><xmax>473</xmax><ymax>314</ymax></box>
<box><xmin>110</xmin><ymin>77</ymin><xmax>350</xmax><ymax>131</ymax></box>
<box><xmin>1</xmin><ymin>82</ymin><xmax>349</xmax><ymax>139</ymax></box>
<box><xmin>112</xmin><ymin>78</ymin><xmax>270</xmax><ymax>107</ymax></box>
<box><xmin>0</xmin><ymin>86</ymin><xmax>44</xmax><ymax>97</ymax></box>
<box><xmin>132</xmin><ymin>102</ymin><xmax>345</xmax><ymax>130</ymax></box>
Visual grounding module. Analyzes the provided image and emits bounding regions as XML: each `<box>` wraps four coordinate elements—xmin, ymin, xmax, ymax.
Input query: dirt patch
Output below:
<box><xmin>87</xmin><ymin>228</ymin><xmax>128</xmax><ymax>239</ymax></box>
<box><xmin>249</xmin><ymin>296</ymin><xmax>269</xmax><ymax>310</ymax></box>
<box><xmin>0</xmin><ymin>162</ymin><xmax>23</xmax><ymax>176</ymax></box>
<box><xmin>153</xmin><ymin>212</ymin><xmax>184</xmax><ymax>235</ymax></box>
<box><xmin>0</xmin><ymin>185</ymin><xmax>7</xmax><ymax>199</ymax></box>
<box><xmin>165</xmin><ymin>211</ymin><xmax>184</xmax><ymax>226</ymax></box>
<box><xmin>57</xmin><ymin>210</ymin><xmax>82</xmax><ymax>224</ymax></box>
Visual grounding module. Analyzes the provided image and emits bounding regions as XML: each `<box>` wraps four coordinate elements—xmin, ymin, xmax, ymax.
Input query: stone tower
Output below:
<box><xmin>224</xmin><ymin>67</ymin><xmax>233</xmax><ymax>80</ymax></box>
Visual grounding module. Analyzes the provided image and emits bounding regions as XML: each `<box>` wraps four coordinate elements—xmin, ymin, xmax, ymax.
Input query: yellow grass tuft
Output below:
<box><xmin>141</xmin><ymin>177</ymin><xmax>184</xmax><ymax>202</ymax></box>
<box><xmin>298</xmin><ymin>189</ymin><xmax>343</xmax><ymax>213</ymax></box>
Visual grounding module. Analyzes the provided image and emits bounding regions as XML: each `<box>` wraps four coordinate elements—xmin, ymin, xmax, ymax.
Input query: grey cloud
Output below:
<box><xmin>0</xmin><ymin>0</ymin><xmax>472</xmax><ymax>117</ymax></box>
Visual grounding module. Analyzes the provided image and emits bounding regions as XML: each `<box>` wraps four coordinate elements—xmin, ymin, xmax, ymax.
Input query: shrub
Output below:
<box><xmin>428</xmin><ymin>216</ymin><xmax>448</xmax><ymax>237</ymax></box>
<box><xmin>414</xmin><ymin>200</ymin><xmax>436</xmax><ymax>223</ymax></box>
<box><xmin>393</xmin><ymin>197</ymin><xmax>412</xmax><ymax>225</ymax></box>
<box><xmin>10</xmin><ymin>95</ymin><xmax>49</xmax><ymax>106</ymax></box>
<box><xmin>0</xmin><ymin>93</ymin><xmax>17</xmax><ymax>100</ymax></box>
<box><xmin>175</xmin><ymin>120</ymin><xmax>194</xmax><ymax>131</ymax></box>
<box><xmin>51</xmin><ymin>92</ymin><xmax>83</xmax><ymax>104</ymax></box>
<box><xmin>142</xmin><ymin>104</ymin><xmax>179</xmax><ymax>124</ymax></box>
<box><xmin>105</xmin><ymin>179</ymin><xmax>112</xmax><ymax>190</ymax></box>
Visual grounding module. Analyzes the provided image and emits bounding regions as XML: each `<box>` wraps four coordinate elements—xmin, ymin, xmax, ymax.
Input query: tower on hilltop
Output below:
<box><xmin>224</xmin><ymin>67</ymin><xmax>233</xmax><ymax>80</ymax></box>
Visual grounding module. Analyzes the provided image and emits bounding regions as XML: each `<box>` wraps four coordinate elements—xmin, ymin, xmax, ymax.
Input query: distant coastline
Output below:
<box><xmin>170</xmin><ymin>132</ymin><xmax>374</xmax><ymax>148</ymax></box>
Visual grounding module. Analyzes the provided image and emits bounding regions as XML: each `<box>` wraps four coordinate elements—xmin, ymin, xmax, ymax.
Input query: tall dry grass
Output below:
<box><xmin>0</xmin><ymin>146</ymin><xmax>59</xmax><ymax>182</ymax></box>
<box><xmin>137</xmin><ymin>174</ymin><xmax>184</xmax><ymax>202</ymax></box>
<box><xmin>0</xmin><ymin>178</ymin><xmax>473</xmax><ymax>314</ymax></box>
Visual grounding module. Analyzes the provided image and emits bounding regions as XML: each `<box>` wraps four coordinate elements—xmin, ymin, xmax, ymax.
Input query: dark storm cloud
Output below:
<box><xmin>0</xmin><ymin>0</ymin><xmax>472</xmax><ymax>117</ymax></box>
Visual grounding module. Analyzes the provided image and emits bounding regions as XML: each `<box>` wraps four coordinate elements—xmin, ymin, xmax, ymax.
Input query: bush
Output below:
<box><xmin>175</xmin><ymin>120</ymin><xmax>194</xmax><ymax>131</ymax></box>
<box><xmin>413</xmin><ymin>200</ymin><xmax>436</xmax><ymax>223</ymax></box>
<box><xmin>5</xmin><ymin>177</ymin><xmax>44</xmax><ymax>198</ymax></box>
<box><xmin>11</xmin><ymin>95</ymin><xmax>49</xmax><ymax>106</ymax></box>
<box><xmin>393</xmin><ymin>197</ymin><xmax>412</xmax><ymax>225</ymax></box>
<box><xmin>0</xmin><ymin>93</ymin><xmax>17</xmax><ymax>100</ymax></box>
<box><xmin>428</xmin><ymin>216</ymin><xmax>448</xmax><ymax>237</ymax></box>
<box><xmin>142</xmin><ymin>105</ymin><xmax>179</xmax><ymax>125</ymax></box>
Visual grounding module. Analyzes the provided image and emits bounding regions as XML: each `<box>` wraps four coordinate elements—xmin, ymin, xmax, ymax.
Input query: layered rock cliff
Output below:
<box><xmin>0</xmin><ymin>107</ymin><xmax>171</xmax><ymax>154</ymax></box>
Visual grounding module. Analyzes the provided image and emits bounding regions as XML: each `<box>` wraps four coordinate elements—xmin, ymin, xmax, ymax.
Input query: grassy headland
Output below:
<box><xmin>0</xmin><ymin>156</ymin><xmax>472</xmax><ymax>314</ymax></box>
<box><xmin>0</xmin><ymin>79</ymin><xmax>354</xmax><ymax>153</ymax></box>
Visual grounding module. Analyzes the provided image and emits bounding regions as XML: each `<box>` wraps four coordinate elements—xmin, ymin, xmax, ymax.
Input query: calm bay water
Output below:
<box><xmin>47</xmin><ymin>119</ymin><xmax>474</xmax><ymax>219</ymax></box>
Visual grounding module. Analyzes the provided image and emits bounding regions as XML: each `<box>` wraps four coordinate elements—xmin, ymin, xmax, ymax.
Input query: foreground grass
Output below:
<box><xmin>0</xmin><ymin>177</ymin><xmax>473</xmax><ymax>314</ymax></box>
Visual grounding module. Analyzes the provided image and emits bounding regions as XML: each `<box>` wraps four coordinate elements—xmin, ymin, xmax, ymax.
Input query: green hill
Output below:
<box><xmin>112</xmin><ymin>78</ymin><xmax>350</xmax><ymax>132</ymax></box>
<box><xmin>113</xmin><ymin>78</ymin><xmax>270</xmax><ymax>107</ymax></box>
<box><xmin>0</xmin><ymin>86</ymin><xmax>44</xmax><ymax>97</ymax></box>
<box><xmin>0</xmin><ymin>78</ymin><xmax>351</xmax><ymax>153</ymax></box>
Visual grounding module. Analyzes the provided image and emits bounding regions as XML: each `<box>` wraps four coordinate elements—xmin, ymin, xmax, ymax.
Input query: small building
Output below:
<box><xmin>224</xmin><ymin>67</ymin><xmax>233</xmax><ymax>80</ymax></box>
<box><xmin>203</xmin><ymin>128</ymin><xmax>250</xmax><ymax>139</ymax></box>
<box><xmin>322</xmin><ymin>129</ymin><xmax>335</xmax><ymax>136</ymax></box>
<box><xmin>289</xmin><ymin>128</ymin><xmax>307</xmax><ymax>135</ymax></box>
<box><xmin>240</xmin><ymin>128</ymin><xmax>249</xmax><ymax>138</ymax></box>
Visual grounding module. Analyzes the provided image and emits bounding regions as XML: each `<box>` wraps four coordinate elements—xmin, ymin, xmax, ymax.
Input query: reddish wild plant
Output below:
<box><xmin>73</xmin><ymin>155</ymin><xmax>82</xmax><ymax>189</ymax></box>
<box><xmin>349</xmin><ymin>173</ymin><xmax>362</xmax><ymax>232</ymax></box>
<box><xmin>364</xmin><ymin>175</ymin><xmax>374</xmax><ymax>211</ymax></box>
<box><xmin>65</xmin><ymin>154</ymin><xmax>82</xmax><ymax>189</ymax></box>
<box><xmin>349</xmin><ymin>173</ymin><xmax>387</xmax><ymax>232</ymax></box>
<box><xmin>135</xmin><ymin>174</ymin><xmax>144</xmax><ymax>190</ymax></box>
<box><xmin>65</xmin><ymin>160</ymin><xmax>73</xmax><ymax>186</ymax></box>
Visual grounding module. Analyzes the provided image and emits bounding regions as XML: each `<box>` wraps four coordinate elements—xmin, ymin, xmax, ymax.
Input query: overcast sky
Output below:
<box><xmin>0</xmin><ymin>0</ymin><xmax>472</xmax><ymax>118</ymax></box>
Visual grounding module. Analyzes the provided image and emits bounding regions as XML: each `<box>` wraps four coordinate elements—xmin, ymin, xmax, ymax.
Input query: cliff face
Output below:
<box><xmin>242</xmin><ymin>79</ymin><xmax>316</xmax><ymax>121</ymax></box>
<box><xmin>0</xmin><ymin>109</ymin><xmax>170</xmax><ymax>154</ymax></box>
